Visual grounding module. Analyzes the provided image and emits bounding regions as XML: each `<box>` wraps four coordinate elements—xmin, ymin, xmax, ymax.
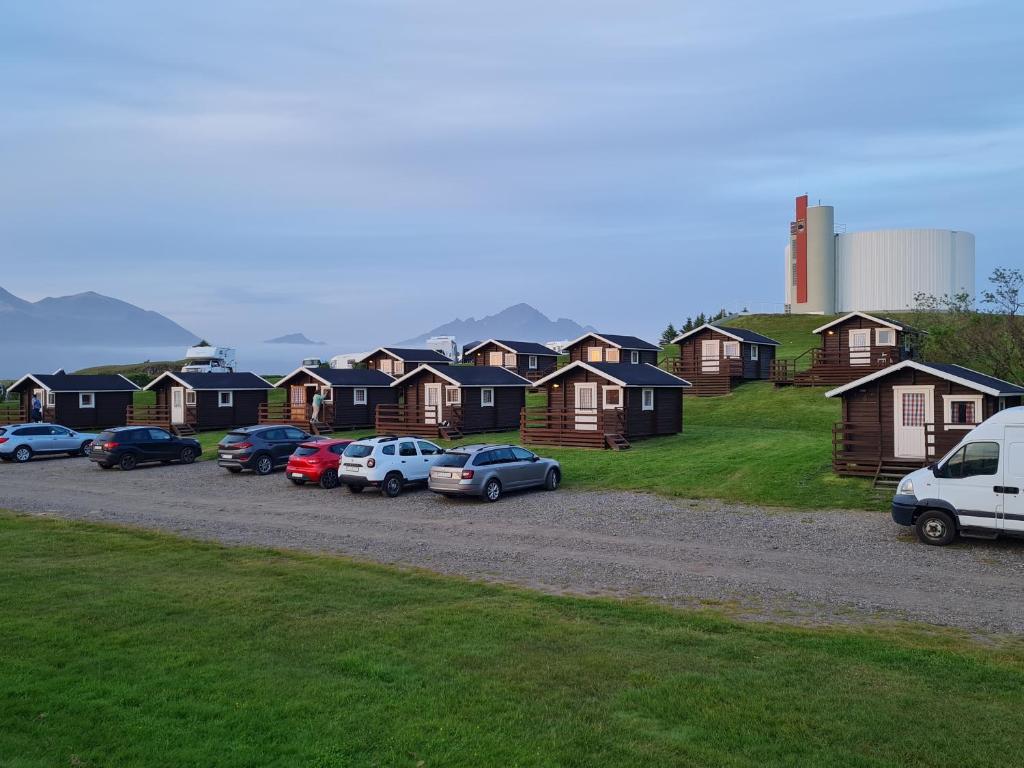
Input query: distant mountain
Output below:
<box><xmin>397</xmin><ymin>303</ymin><xmax>595</xmax><ymax>347</ymax></box>
<box><xmin>265</xmin><ymin>332</ymin><xmax>324</xmax><ymax>345</ymax></box>
<box><xmin>0</xmin><ymin>287</ymin><xmax>199</xmax><ymax>346</ymax></box>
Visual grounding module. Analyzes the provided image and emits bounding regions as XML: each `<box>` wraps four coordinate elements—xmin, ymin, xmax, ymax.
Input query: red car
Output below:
<box><xmin>285</xmin><ymin>439</ymin><xmax>353</xmax><ymax>489</ymax></box>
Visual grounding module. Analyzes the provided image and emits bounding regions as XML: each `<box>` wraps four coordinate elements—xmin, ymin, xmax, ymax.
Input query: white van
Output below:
<box><xmin>893</xmin><ymin>406</ymin><xmax>1024</xmax><ymax>545</ymax></box>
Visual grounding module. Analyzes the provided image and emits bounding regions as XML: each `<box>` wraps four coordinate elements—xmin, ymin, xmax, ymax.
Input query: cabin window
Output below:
<box><xmin>602</xmin><ymin>386</ymin><xmax>622</xmax><ymax>409</ymax></box>
<box><xmin>489</xmin><ymin>351</ymin><xmax>504</xmax><ymax>366</ymax></box>
<box><xmin>218</xmin><ymin>391</ymin><xmax>233</xmax><ymax>408</ymax></box>
<box><xmin>587</xmin><ymin>347</ymin><xmax>603</xmax><ymax>362</ymax></box>
<box><xmin>750</xmin><ymin>345</ymin><xmax>759</xmax><ymax>361</ymax></box>
<box><xmin>46</xmin><ymin>391</ymin><xmax>55</xmax><ymax>407</ymax></box>
<box><xmin>630</xmin><ymin>350</ymin><xmax>640</xmax><ymax>364</ymax></box>
<box><xmin>723</xmin><ymin>341</ymin><xmax>740</xmax><ymax>358</ymax></box>
<box><xmin>393</xmin><ymin>361</ymin><xmax>405</xmax><ymax>376</ymax></box>
<box><xmin>503</xmin><ymin>353</ymin><xmax>516</xmax><ymax>367</ymax></box>
<box><xmin>353</xmin><ymin>388</ymin><xmax>367</xmax><ymax>405</ymax></box>
<box><xmin>185</xmin><ymin>390</ymin><xmax>197</xmax><ymax>406</ymax></box>
<box><xmin>79</xmin><ymin>392</ymin><xmax>95</xmax><ymax>409</ymax></box>
<box><xmin>642</xmin><ymin>388</ymin><xmax>654</xmax><ymax>411</ymax></box>
<box><xmin>606</xmin><ymin>348</ymin><xmax>620</xmax><ymax>363</ymax></box>
<box><xmin>444</xmin><ymin>386</ymin><xmax>461</xmax><ymax>405</ymax></box>
<box><xmin>481</xmin><ymin>388</ymin><xmax>494</xmax><ymax>407</ymax></box>
<box><xmin>876</xmin><ymin>328</ymin><xmax>896</xmax><ymax>346</ymax></box>
<box><xmin>528</xmin><ymin>355</ymin><xmax>538</xmax><ymax>370</ymax></box>
<box><xmin>943</xmin><ymin>394</ymin><xmax>982</xmax><ymax>429</ymax></box>
<box><xmin>321</xmin><ymin>386</ymin><xmax>333</xmax><ymax>403</ymax></box>
<box><xmin>379</xmin><ymin>358</ymin><xmax>393</xmax><ymax>374</ymax></box>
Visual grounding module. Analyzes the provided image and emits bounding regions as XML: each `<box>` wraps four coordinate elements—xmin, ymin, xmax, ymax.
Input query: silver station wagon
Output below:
<box><xmin>428</xmin><ymin>444</ymin><xmax>561</xmax><ymax>502</ymax></box>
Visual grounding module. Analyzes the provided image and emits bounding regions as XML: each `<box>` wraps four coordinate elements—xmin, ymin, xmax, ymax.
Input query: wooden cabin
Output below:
<box><xmin>772</xmin><ymin>311</ymin><xmax>922</xmax><ymax>387</ymax></box>
<box><xmin>137</xmin><ymin>372</ymin><xmax>273</xmax><ymax>435</ymax></box>
<box><xmin>463</xmin><ymin>339</ymin><xmax>560</xmax><ymax>381</ymax></box>
<box><xmin>563</xmin><ymin>333</ymin><xmax>661</xmax><ymax>366</ymax></box>
<box><xmin>358</xmin><ymin>347</ymin><xmax>452</xmax><ymax>377</ymax></box>
<box><xmin>522</xmin><ymin>362</ymin><xmax>691</xmax><ymax>450</ymax></box>
<box><xmin>267</xmin><ymin>367</ymin><xmax>397</xmax><ymax>433</ymax></box>
<box><xmin>827</xmin><ymin>360</ymin><xmax>1024</xmax><ymax>486</ymax></box>
<box><xmin>7</xmin><ymin>373</ymin><xmax>139</xmax><ymax>429</ymax></box>
<box><xmin>377</xmin><ymin>364</ymin><xmax>531</xmax><ymax>440</ymax></box>
<box><xmin>666</xmin><ymin>324</ymin><xmax>780</xmax><ymax>396</ymax></box>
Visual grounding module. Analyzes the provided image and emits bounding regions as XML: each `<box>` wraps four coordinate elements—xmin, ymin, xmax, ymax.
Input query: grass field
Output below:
<box><xmin>2</xmin><ymin>512</ymin><xmax>1022</xmax><ymax>767</ymax></box>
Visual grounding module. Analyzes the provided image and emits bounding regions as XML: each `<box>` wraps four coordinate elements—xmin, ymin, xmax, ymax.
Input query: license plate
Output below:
<box><xmin>434</xmin><ymin>471</ymin><xmax>453</xmax><ymax>479</ymax></box>
<box><xmin>344</xmin><ymin>464</ymin><xmax>361</xmax><ymax>471</ymax></box>
<box><xmin>220</xmin><ymin>453</ymin><xmax>231</xmax><ymax>459</ymax></box>
<box><xmin>291</xmin><ymin>473</ymin><xmax>305</xmax><ymax>479</ymax></box>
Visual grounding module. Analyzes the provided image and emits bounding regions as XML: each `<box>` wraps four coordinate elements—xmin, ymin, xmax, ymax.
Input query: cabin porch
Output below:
<box><xmin>662</xmin><ymin>356</ymin><xmax>742</xmax><ymax>396</ymax></box>
<box><xmin>519</xmin><ymin>406</ymin><xmax>630</xmax><ymax>450</ymax></box>
<box><xmin>258</xmin><ymin>402</ymin><xmax>335</xmax><ymax>435</ymax></box>
<box><xmin>772</xmin><ymin>347</ymin><xmax>901</xmax><ymax>387</ymax></box>
<box><xmin>375</xmin><ymin>403</ymin><xmax>465</xmax><ymax>440</ymax></box>
<box><xmin>832</xmin><ymin>421</ymin><xmax>970</xmax><ymax>488</ymax></box>
<box><xmin>125</xmin><ymin>405</ymin><xmax>198</xmax><ymax>436</ymax></box>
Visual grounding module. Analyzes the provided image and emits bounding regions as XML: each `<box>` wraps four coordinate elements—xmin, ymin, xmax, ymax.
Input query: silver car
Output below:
<box><xmin>0</xmin><ymin>423</ymin><xmax>99</xmax><ymax>463</ymax></box>
<box><xmin>428</xmin><ymin>444</ymin><xmax>561</xmax><ymax>502</ymax></box>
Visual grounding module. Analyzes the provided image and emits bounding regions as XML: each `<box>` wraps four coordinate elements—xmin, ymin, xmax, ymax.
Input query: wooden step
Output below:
<box><xmin>440</xmin><ymin>425</ymin><xmax>464</xmax><ymax>441</ymax></box>
<box><xmin>604</xmin><ymin>433</ymin><xmax>631</xmax><ymax>451</ymax></box>
<box><xmin>172</xmin><ymin>424</ymin><xmax>197</xmax><ymax>437</ymax></box>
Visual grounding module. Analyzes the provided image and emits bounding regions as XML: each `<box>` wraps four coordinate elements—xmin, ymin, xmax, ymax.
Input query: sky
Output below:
<box><xmin>1</xmin><ymin>0</ymin><xmax>1022</xmax><ymax>349</ymax></box>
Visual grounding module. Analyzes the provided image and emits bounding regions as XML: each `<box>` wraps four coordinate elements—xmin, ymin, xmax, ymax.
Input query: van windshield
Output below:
<box><xmin>434</xmin><ymin>452</ymin><xmax>470</xmax><ymax>468</ymax></box>
<box><xmin>343</xmin><ymin>444</ymin><xmax>374</xmax><ymax>458</ymax></box>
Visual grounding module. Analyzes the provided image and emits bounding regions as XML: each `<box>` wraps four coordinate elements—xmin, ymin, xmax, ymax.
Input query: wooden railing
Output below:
<box><xmin>662</xmin><ymin>356</ymin><xmax>743</xmax><ymax>378</ymax></box>
<box><xmin>520</xmin><ymin>406</ymin><xmax>626</xmax><ymax>448</ymax></box>
<box><xmin>375</xmin><ymin>403</ymin><xmax>463</xmax><ymax>438</ymax></box>
<box><xmin>0</xmin><ymin>404</ymin><xmax>27</xmax><ymax>424</ymax></box>
<box><xmin>126</xmin><ymin>405</ymin><xmax>174</xmax><ymax>428</ymax></box>
<box><xmin>772</xmin><ymin>347</ymin><xmax>899</xmax><ymax>385</ymax></box>
<box><xmin>832</xmin><ymin>421</ymin><xmax>883</xmax><ymax>476</ymax></box>
<box><xmin>259</xmin><ymin>402</ymin><xmax>334</xmax><ymax>425</ymax></box>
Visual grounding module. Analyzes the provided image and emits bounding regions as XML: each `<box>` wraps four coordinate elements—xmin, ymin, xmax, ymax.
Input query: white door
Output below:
<box><xmin>938</xmin><ymin>441</ymin><xmax>1002</xmax><ymax>532</ymax></box>
<box><xmin>574</xmin><ymin>382</ymin><xmax>598</xmax><ymax>431</ymax></box>
<box><xmin>424</xmin><ymin>383</ymin><xmax>442</xmax><ymax>424</ymax></box>
<box><xmin>1001</xmin><ymin>427</ymin><xmax>1024</xmax><ymax>534</ymax></box>
<box><xmin>849</xmin><ymin>329</ymin><xmax>871</xmax><ymax>366</ymax></box>
<box><xmin>701</xmin><ymin>340</ymin><xmax>720</xmax><ymax>373</ymax></box>
<box><xmin>171</xmin><ymin>387</ymin><xmax>186</xmax><ymax>424</ymax></box>
<box><xmin>893</xmin><ymin>386</ymin><xmax>933</xmax><ymax>459</ymax></box>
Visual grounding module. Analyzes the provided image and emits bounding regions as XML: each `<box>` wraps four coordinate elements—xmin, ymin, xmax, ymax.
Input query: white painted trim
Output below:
<box><xmin>875</xmin><ymin>327</ymin><xmax>897</xmax><ymax>347</ymax></box>
<box><xmin>942</xmin><ymin>393</ymin><xmax>983</xmax><ymax>430</ymax></box>
<box><xmin>528</xmin><ymin>355</ymin><xmax>538</xmax><ymax>370</ymax></box>
<box><xmin>78</xmin><ymin>392</ymin><xmax>95</xmax><ymax>409</ymax></box>
<box><xmin>629</xmin><ymin>350</ymin><xmax>640</xmax><ymax>364</ymax></box>
<box><xmin>722</xmin><ymin>341</ymin><xmax>741</xmax><ymax>359</ymax></box>
<box><xmin>562</xmin><ymin>331</ymin><xmax>660</xmax><ymax>352</ymax></box>
<box><xmin>893</xmin><ymin>385</ymin><xmax>934</xmax><ymax>460</ymax></box>
<box><xmin>480</xmin><ymin>387</ymin><xmax>494</xmax><ymax>407</ymax></box>
<box><xmin>353</xmin><ymin>388</ymin><xmax>367</xmax><ymax>405</ymax></box>
<box><xmin>275</xmin><ymin>366</ymin><xmax>333</xmax><ymax>388</ymax></box>
<box><xmin>185</xmin><ymin>390</ymin><xmax>197</xmax><ymax>406</ymax></box>
<box><xmin>444</xmin><ymin>385</ymin><xmax>461</xmax><ymax>405</ymax></box>
<box><xmin>8</xmin><ymin>373</ymin><xmax>140</xmax><ymax>393</ymax></box>
<box><xmin>218</xmin><ymin>391</ymin><xmax>234</xmax><ymax>408</ymax></box>
<box><xmin>387</xmin><ymin>363</ymin><xmax>533</xmax><ymax>388</ymax></box>
<box><xmin>642</xmin><ymin>388</ymin><xmax>655</xmax><ymax>411</ymax></box>
<box><xmin>750</xmin><ymin>344</ymin><xmax>759</xmax><ymax>361</ymax></box>
<box><xmin>531</xmin><ymin>361</ymin><xmax>692</xmax><ymax>389</ymax></box>
<box><xmin>9</xmin><ymin>374</ymin><xmax>50</xmax><ymax>392</ymax></box>
<box><xmin>813</xmin><ymin>311</ymin><xmax>903</xmax><ymax>335</ymax></box>
<box><xmin>670</xmin><ymin>323</ymin><xmax>780</xmax><ymax>346</ymax></box>
<box><xmin>602</xmin><ymin>385</ymin><xmax>623</xmax><ymax>409</ymax></box>
<box><xmin>144</xmin><ymin>371</ymin><xmax>274</xmax><ymax>391</ymax></box>
<box><xmin>825</xmin><ymin>360</ymin><xmax>1021</xmax><ymax>399</ymax></box>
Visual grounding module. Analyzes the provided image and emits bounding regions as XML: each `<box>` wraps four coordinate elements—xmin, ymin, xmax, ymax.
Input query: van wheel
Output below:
<box><xmin>544</xmin><ymin>468</ymin><xmax>561</xmax><ymax>491</ymax></box>
<box><xmin>319</xmin><ymin>469</ymin><xmax>339</xmax><ymax>489</ymax></box>
<box><xmin>119</xmin><ymin>453</ymin><xmax>137</xmax><ymax>471</ymax></box>
<box><xmin>254</xmin><ymin>454</ymin><xmax>274</xmax><ymax>475</ymax></box>
<box><xmin>382</xmin><ymin>473</ymin><xmax>404</xmax><ymax>498</ymax></box>
<box><xmin>13</xmin><ymin>446</ymin><xmax>33</xmax><ymax>463</ymax></box>
<box><xmin>915</xmin><ymin>509</ymin><xmax>957</xmax><ymax>546</ymax></box>
<box><xmin>483</xmin><ymin>478</ymin><xmax>502</xmax><ymax>502</ymax></box>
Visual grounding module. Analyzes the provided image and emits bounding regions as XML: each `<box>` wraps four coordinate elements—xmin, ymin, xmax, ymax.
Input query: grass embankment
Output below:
<box><xmin>2</xmin><ymin>513</ymin><xmax>1022</xmax><ymax>767</ymax></box>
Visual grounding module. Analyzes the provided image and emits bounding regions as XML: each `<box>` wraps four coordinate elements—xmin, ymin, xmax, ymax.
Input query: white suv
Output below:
<box><xmin>339</xmin><ymin>435</ymin><xmax>446</xmax><ymax>497</ymax></box>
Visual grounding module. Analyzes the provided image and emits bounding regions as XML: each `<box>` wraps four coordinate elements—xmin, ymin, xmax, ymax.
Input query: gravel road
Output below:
<box><xmin>3</xmin><ymin>456</ymin><xmax>1023</xmax><ymax>633</ymax></box>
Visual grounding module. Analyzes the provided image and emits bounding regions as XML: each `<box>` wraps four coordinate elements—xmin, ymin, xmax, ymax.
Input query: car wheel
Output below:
<box><xmin>119</xmin><ymin>453</ymin><xmax>137</xmax><ymax>471</ymax></box>
<box><xmin>98</xmin><ymin>463</ymin><xmax>112</xmax><ymax>470</ymax></box>
<box><xmin>319</xmin><ymin>469</ymin><xmax>339</xmax><ymax>490</ymax></box>
<box><xmin>226</xmin><ymin>466</ymin><xmax>243</xmax><ymax>474</ymax></box>
<box><xmin>78</xmin><ymin>440</ymin><xmax>94</xmax><ymax>456</ymax></box>
<box><xmin>179</xmin><ymin>447</ymin><xmax>196</xmax><ymax>465</ymax></box>
<box><xmin>482</xmin><ymin>478</ymin><xmax>502</xmax><ymax>502</ymax></box>
<box><xmin>347</xmin><ymin>484</ymin><xmax>364</xmax><ymax>494</ymax></box>
<box><xmin>254</xmin><ymin>454</ymin><xmax>274</xmax><ymax>476</ymax></box>
<box><xmin>915</xmin><ymin>509</ymin><xmax>957</xmax><ymax>546</ymax></box>
<box><xmin>544</xmin><ymin>468</ymin><xmax>561</xmax><ymax>491</ymax></box>
<box><xmin>290</xmin><ymin>477</ymin><xmax>306</xmax><ymax>486</ymax></box>
<box><xmin>382</xmin><ymin>473</ymin><xmax>404</xmax><ymax>498</ymax></box>
<box><xmin>13</xmin><ymin>446</ymin><xmax>32</xmax><ymax>463</ymax></box>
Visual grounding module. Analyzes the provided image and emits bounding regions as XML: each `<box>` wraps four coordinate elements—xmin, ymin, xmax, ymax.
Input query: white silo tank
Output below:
<box><xmin>804</xmin><ymin>205</ymin><xmax>836</xmax><ymax>314</ymax></box>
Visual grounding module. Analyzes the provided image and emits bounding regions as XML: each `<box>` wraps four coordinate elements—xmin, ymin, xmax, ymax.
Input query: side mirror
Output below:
<box><xmin>530</xmin><ymin>456</ymin><xmax>540</xmax><ymax>462</ymax></box>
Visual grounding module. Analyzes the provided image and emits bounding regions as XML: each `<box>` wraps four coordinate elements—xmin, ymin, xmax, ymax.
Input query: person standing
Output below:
<box><xmin>30</xmin><ymin>394</ymin><xmax>43</xmax><ymax>422</ymax></box>
<box><xmin>311</xmin><ymin>389</ymin><xmax>323</xmax><ymax>423</ymax></box>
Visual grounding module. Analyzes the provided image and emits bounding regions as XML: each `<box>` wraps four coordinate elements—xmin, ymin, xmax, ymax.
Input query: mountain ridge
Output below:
<box><xmin>264</xmin><ymin>332</ymin><xmax>325</xmax><ymax>345</ymax></box>
<box><xmin>396</xmin><ymin>303</ymin><xmax>595</xmax><ymax>347</ymax></box>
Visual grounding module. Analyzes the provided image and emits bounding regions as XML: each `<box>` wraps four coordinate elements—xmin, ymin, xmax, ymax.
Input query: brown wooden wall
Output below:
<box><xmin>149</xmin><ymin>380</ymin><xmax>267</xmax><ymax>430</ymax></box>
<box><xmin>677</xmin><ymin>327</ymin><xmax>775</xmax><ymax>380</ymax></box>
<box><xmin>364</xmin><ymin>352</ymin><xmax>449</xmax><ymax>375</ymax></box>
<box><xmin>469</xmin><ymin>342</ymin><xmax>558</xmax><ymax>377</ymax></box>
<box><xmin>18</xmin><ymin>390</ymin><xmax>132</xmax><ymax>430</ymax></box>
<box><xmin>278</xmin><ymin>370</ymin><xmax>397</xmax><ymax>429</ymax></box>
<box><xmin>566</xmin><ymin>335</ymin><xmax>658</xmax><ymax>365</ymax></box>
<box><xmin>819</xmin><ymin>316</ymin><xmax>914</xmax><ymax>365</ymax></box>
<box><xmin>398</xmin><ymin>370</ymin><xmax>525</xmax><ymax>433</ymax></box>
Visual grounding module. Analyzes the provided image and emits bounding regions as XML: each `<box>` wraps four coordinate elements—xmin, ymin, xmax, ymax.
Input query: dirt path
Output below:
<box><xmin>3</xmin><ymin>457</ymin><xmax>1023</xmax><ymax>632</ymax></box>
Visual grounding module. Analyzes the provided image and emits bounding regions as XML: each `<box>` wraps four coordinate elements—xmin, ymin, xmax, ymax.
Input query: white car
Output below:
<box><xmin>339</xmin><ymin>435</ymin><xmax>446</xmax><ymax>497</ymax></box>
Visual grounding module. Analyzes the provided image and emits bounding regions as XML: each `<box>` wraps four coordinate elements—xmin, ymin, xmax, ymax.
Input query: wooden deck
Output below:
<box><xmin>832</xmin><ymin>421</ymin><xmax>941</xmax><ymax>488</ymax></box>
<box><xmin>519</xmin><ymin>407</ymin><xmax>629</xmax><ymax>450</ymax></box>
<box><xmin>662</xmin><ymin>356</ymin><xmax>741</xmax><ymax>396</ymax></box>
<box><xmin>258</xmin><ymin>403</ymin><xmax>335</xmax><ymax>435</ymax></box>
<box><xmin>772</xmin><ymin>348</ymin><xmax>899</xmax><ymax>387</ymax></box>
<box><xmin>126</xmin><ymin>406</ymin><xmax>197</xmax><ymax>436</ymax></box>
<box><xmin>375</xmin><ymin>404</ymin><xmax>464</xmax><ymax>440</ymax></box>
<box><xmin>0</xmin><ymin>406</ymin><xmax>28</xmax><ymax>424</ymax></box>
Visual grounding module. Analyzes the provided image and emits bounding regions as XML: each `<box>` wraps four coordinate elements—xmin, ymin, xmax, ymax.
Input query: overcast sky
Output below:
<box><xmin>2</xmin><ymin>0</ymin><xmax>1021</xmax><ymax>347</ymax></box>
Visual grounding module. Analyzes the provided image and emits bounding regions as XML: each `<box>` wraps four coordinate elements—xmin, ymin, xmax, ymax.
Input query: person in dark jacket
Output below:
<box><xmin>30</xmin><ymin>394</ymin><xmax>43</xmax><ymax>422</ymax></box>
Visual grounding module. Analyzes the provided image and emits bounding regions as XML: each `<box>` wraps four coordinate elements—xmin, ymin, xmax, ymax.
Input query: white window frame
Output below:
<box><xmin>444</xmin><ymin>385</ymin><xmax>461</xmax><ymax>405</ymax></box>
<box><xmin>942</xmin><ymin>394</ymin><xmax>983</xmax><ymax>430</ymax></box>
<box><xmin>393</xmin><ymin>361</ymin><xmax>405</xmax><ymax>376</ymax></box>
<box><xmin>750</xmin><ymin>345</ymin><xmax>759</xmax><ymax>361</ymax></box>
<box><xmin>185</xmin><ymin>389</ymin><xmax>197</xmax><ymax>406</ymax></box>
<box><xmin>723</xmin><ymin>341</ymin><xmax>740</xmax><ymax>359</ymax></box>
<box><xmin>379</xmin><ymin>358</ymin><xmax>393</xmax><ymax>375</ymax></box>
<box><xmin>45</xmin><ymin>391</ymin><xmax>55</xmax><ymax>407</ymax></box>
<box><xmin>875</xmin><ymin>328</ymin><xmax>896</xmax><ymax>347</ymax></box>
<box><xmin>503</xmin><ymin>352</ymin><xmax>516</xmax><ymax>367</ymax></box>
<box><xmin>642</xmin><ymin>388</ymin><xmax>654</xmax><ymax>411</ymax></box>
<box><xmin>630</xmin><ymin>350</ymin><xmax>640</xmax><ymax>364</ymax></box>
<box><xmin>602</xmin><ymin>385</ymin><xmax>623</xmax><ymax>410</ymax></box>
<box><xmin>488</xmin><ymin>351</ymin><xmax>504</xmax><ymax>366</ymax></box>
<box><xmin>79</xmin><ymin>392</ymin><xmax>95</xmax><ymax>409</ymax></box>
<box><xmin>480</xmin><ymin>388</ymin><xmax>495</xmax><ymax>407</ymax></box>
<box><xmin>528</xmin><ymin>355</ymin><xmax>538</xmax><ymax>370</ymax></box>
<box><xmin>218</xmin><ymin>391</ymin><xmax>233</xmax><ymax>408</ymax></box>
<box><xmin>605</xmin><ymin>347</ymin><xmax>620</xmax><ymax>363</ymax></box>
<box><xmin>321</xmin><ymin>385</ymin><xmax>333</xmax><ymax>403</ymax></box>
<box><xmin>353</xmin><ymin>388</ymin><xmax>367</xmax><ymax>405</ymax></box>
<box><xmin>587</xmin><ymin>346</ymin><xmax>603</xmax><ymax>363</ymax></box>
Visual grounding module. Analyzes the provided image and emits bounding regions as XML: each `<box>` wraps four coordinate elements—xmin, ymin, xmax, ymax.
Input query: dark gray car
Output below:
<box><xmin>217</xmin><ymin>425</ymin><xmax>315</xmax><ymax>475</ymax></box>
<box><xmin>428</xmin><ymin>444</ymin><xmax>561</xmax><ymax>502</ymax></box>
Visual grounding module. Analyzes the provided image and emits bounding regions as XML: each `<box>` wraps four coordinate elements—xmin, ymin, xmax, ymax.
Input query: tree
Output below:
<box><xmin>660</xmin><ymin>323</ymin><xmax>678</xmax><ymax>346</ymax></box>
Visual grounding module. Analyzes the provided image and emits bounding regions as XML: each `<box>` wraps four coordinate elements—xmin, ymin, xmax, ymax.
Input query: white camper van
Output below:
<box><xmin>182</xmin><ymin>345</ymin><xmax>236</xmax><ymax>373</ymax></box>
<box><xmin>893</xmin><ymin>406</ymin><xmax>1024</xmax><ymax>545</ymax></box>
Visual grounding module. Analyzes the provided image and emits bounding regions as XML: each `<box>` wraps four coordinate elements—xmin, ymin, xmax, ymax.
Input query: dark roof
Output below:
<box><xmin>314</xmin><ymin>369</ymin><xmax>395</xmax><ymax>387</ymax></box>
<box><xmin>586</xmin><ymin>333</ymin><xmax>660</xmax><ymax>351</ymax></box>
<box><xmin>584</xmin><ymin>362</ymin><xmax>690</xmax><ymax>386</ymax></box>
<box><xmin>382</xmin><ymin>347</ymin><xmax>452</xmax><ymax>362</ymax></box>
<box><xmin>171</xmin><ymin>372</ymin><xmax>273</xmax><ymax>390</ymax></box>
<box><xmin>714</xmin><ymin>326</ymin><xmax>781</xmax><ymax>346</ymax></box>
<box><xmin>16</xmin><ymin>374</ymin><xmax>138</xmax><ymax>392</ymax></box>
<box><xmin>920</xmin><ymin>362</ymin><xmax>1024</xmax><ymax>396</ymax></box>
<box><xmin>475</xmin><ymin>339</ymin><xmax>558</xmax><ymax>356</ymax></box>
<box><xmin>399</xmin><ymin>364</ymin><xmax>530</xmax><ymax>387</ymax></box>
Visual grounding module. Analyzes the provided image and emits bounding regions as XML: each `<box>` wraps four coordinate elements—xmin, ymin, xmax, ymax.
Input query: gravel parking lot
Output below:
<box><xmin>3</xmin><ymin>454</ymin><xmax>1023</xmax><ymax>633</ymax></box>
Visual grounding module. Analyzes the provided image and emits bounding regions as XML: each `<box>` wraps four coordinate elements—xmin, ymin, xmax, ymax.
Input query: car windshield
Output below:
<box><xmin>435</xmin><ymin>452</ymin><xmax>470</xmax><ymax>468</ymax></box>
<box><xmin>220</xmin><ymin>433</ymin><xmax>250</xmax><ymax>445</ymax></box>
<box><xmin>343</xmin><ymin>443</ymin><xmax>374</xmax><ymax>458</ymax></box>
<box><xmin>293</xmin><ymin>446</ymin><xmax>320</xmax><ymax>457</ymax></box>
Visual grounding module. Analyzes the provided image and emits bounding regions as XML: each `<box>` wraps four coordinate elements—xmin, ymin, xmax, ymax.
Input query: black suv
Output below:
<box><xmin>89</xmin><ymin>427</ymin><xmax>202</xmax><ymax>470</ymax></box>
<box><xmin>217</xmin><ymin>425</ymin><xmax>315</xmax><ymax>475</ymax></box>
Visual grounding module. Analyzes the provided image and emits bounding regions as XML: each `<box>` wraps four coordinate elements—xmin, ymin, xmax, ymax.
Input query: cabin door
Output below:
<box><xmin>701</xmin><ymin>340</ymin><xmax>720</xmax><ymax>373</ymax></box>
<box><xmin>290</xmin><ymin>385</ymin><xmax>307</xmax><ymax>420</ymax></box>
<box><xmin>171</xmin><ymin>387</ymin><xmax>186</xmax><ymax>424</ymax></box>
<box><xmin>424</xmin><ymin>383</ymin><xmax>442</xmax><ymax>424</ymax></box>
<box><xmin>893</xmin><ymin>386</ymin><xmax>933</xmax><ymax>459</ymax></box>
<box><xmin>574</xmin><ymin>382</ymin><xmax>598</xmax><ymax>431</ymax></box>
<box><xmin>849</xmin><ymin>329</ymin><xmax>871</xmax><ymax>366</ymax></box>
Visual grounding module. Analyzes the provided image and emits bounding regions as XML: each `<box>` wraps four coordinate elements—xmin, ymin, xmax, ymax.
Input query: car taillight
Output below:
<box><xmin>366</xmin><ymin>458</ymin><xmax>376</xmax><ymax>468</ymax></box>
<box><xmin>228</xmin><ymin>442</ymin><xmax>253</xmax><ymax>451</ymax></box>
<box><xmin>103</xmin><ymin>441</ymin><xmax>119</xmax><ymax>450</ymax></box>
<box><xmin>0</xmin><ymin>438</ymin><xmax>8</xmax><ymax>444</ymax></box>
<box><xmin>461</xmin><ymin>470</ymin><xmax>474</xmax><ymax>479</ymax></box>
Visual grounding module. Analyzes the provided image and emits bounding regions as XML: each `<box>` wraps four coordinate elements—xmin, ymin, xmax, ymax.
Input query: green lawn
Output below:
<box><xmin>2</xmin><ymin>512</ymin><xmax>1022</xmax><ymax>767</ymax></box>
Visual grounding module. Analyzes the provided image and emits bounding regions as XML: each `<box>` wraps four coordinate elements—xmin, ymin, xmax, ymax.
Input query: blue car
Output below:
<box><xmin>0</xmin><ymin>423</ymin><xmax>99</xmax><ymax>463</ymax></box>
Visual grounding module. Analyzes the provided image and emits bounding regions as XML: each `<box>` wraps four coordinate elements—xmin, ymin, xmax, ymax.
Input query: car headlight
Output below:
<box><xmin>898</xmin><ymin>478</ymin><xmax>915</xmax><ymax>495</ymax></box>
